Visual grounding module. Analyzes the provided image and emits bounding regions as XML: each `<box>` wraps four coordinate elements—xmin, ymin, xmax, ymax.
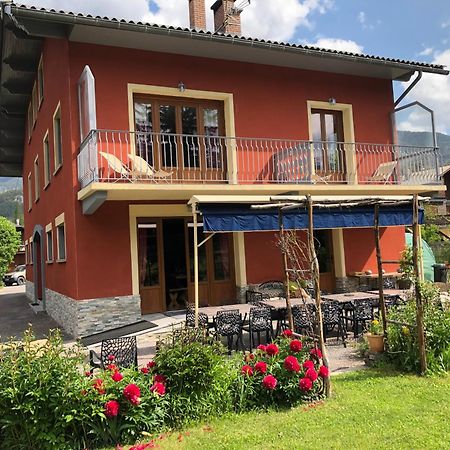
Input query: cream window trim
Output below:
<box><xmin>53</xmin><ymin>102</ymin><xmax>63</xmax><ymax>173</ymax></box>
<box><xmin>25</xmin><ymin>239</ymin><xmax>29</xmax><ymax>265</ymax></box>
<box><xmin>127</xmin><ymin>84</ymin><xmax>237</xmax><ymax>184</ymax></box>
<box><xmin>307</xmin><ymin>100</ymin><xmax>357</xmax><ymax>184</ymax></box>
<box><xmin>45</xmin><ymin>222</ymin><xmax>53</xmax><ymax>263</ymax></box>
<box><xmin>33</xmin><ymin>155</ymin><xmax>40</xmax><ymax>202</ymax></box>
<box><xmin>55</xmin><ymin>217</ymin><xmax>66</xmax><ymax>263</ymax></box>
<box><xmin>29</xmin><ymin>236</ymin><xmax>33</xmax><ymax>265</ymax></box>
<box><xmin>27</xmin><ymin>172</ymin><xmax>32</xmax><ymax>211</ymax></box>
<box><xmin>37</xmin><ymin>55</ymin><xmax>44</xmax><ymax>109</ymax></box>
<box><xmin>55</xmin><ymin>212</ymin><xmax>65</xmax><ymax>227</ymax></box>
<box><xmin>43</xmin><ymin>130</ymin><xmax>51</xmax><ymax>188</ymax></box>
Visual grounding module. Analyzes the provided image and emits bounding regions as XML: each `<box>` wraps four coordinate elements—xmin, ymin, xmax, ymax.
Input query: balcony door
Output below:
<box><xmin>134</xmin><ymin>96</ymin><xmax>227</xmax><ymax>182</ymax></box>
<box><xmin>311</xmin><ymin>109</ymin><xmax>346</xmax><ymax>182</ymax></box>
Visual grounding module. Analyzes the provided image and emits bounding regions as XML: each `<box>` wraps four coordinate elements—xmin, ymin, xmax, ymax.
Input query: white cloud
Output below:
<box><xmin>357</xmin><ymin>11</ymin><xmax>366</xmax><ymax>25</ymax></box>
<box><xmin>441</xmin><ymin>20</ymin><xmax>450</xmax><ymax>29</ymax></box>
<box><xmin>306</xmin><ymin>38</ymin><xmax>364</xmax><ymax>54</ymax></box>
<box><xmin>20</xmin><ymin>0</ymin><xmax>334</xmax><ymax>41</ymax></box>
<box><xmin>419</xmin><ymin>47</ymin><xmax>434</xmax><ymax>57</ymax></box>
<box><xmin>399</xmin><ymin>49</ymin><xmax>450</xmax><ymax>134</ymax></box>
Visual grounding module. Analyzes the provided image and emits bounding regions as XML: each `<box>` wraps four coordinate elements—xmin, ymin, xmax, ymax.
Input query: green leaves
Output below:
<box><xmin>0</xmin><ymin>216</ymin><xmax>21</xmax><ymax>283</ymax></box>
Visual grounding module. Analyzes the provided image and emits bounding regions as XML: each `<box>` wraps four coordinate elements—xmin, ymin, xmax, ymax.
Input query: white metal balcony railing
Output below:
<box><xmin>77</xmin><ymin>130</ymin><xmax>442</xmax><ymax>189</ymax></box>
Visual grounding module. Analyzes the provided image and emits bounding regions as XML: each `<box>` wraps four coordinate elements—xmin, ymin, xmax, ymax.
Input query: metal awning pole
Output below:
<box><xmin>192</xmin><ymin>202</ymin><xmax>199</xmax><ymax>328</ymax></box>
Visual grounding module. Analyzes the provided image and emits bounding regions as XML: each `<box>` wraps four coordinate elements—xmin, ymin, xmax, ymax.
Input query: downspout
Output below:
<box><xmin>394</xmin><ymin>71</ymin><xmax>422</xmax><ymax>107</ymax></box>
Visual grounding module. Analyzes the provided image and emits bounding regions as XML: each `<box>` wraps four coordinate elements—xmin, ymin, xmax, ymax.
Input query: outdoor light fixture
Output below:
<box><xmin>328</xmin><ymin>97</ymin><xmax>336</xmax><ymax>106</ymax></box>
<box><xmin>178</xmin><ymin>82</ymin><xmax>186</xmax><ymax>92</ymax></box>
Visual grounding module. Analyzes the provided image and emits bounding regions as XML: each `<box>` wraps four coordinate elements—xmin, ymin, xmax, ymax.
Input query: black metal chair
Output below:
<box><xmin>215</xmin><ymin>309</ymin><xmax>244</xmax><ymax>354</ymax></box>
<box><xmin>321</xmin><ymin>301</ymin><xmax>347</xmax><ymax>346</ymax></box>
<box><xmin>346</xmin><ymin>298</ymin><xmax>374</xmax><ymax>338</ymax></box>
<box><xmin>89</xmin><ymin>336</ymin><xmax>138</xmax><ymax>373</ymax></box>
<box><xmin>242</xmin><ymin>306</ymin><xmax>273</xmax><ymax>350</ymax></box>
<box><xmin>291</xmin><ymin>303</ymin><xmax>316</xmax><ymax>335</ymax></box>
<box><xmin>185</xmin><ymin>304</ymin><xmax>213</xmax><ymax>330</ymax></box>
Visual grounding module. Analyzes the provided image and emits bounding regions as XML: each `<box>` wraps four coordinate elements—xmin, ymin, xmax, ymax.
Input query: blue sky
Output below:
<box><xmin>18</xmin><ymin>0</ymin><xmax>450</xmax><ymax>133</ymax></box>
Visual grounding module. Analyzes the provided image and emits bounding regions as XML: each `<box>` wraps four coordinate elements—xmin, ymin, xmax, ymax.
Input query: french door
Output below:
<box><xmin>315</xmin><ymin>230</ymin><xmax>335</xmax><ymax>293</ymax></box>
<box><xmin>134</xmin><ymin>96</ymin><xmax>227</xmax><ymax>182</ymax></box>
<box><xmin>311</xmin><ymin>109</ymin><xmax>346</xmax><ymax>181</ymax></box>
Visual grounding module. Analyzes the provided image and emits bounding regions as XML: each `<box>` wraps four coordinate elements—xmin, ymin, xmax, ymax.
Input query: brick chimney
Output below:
<box><xmin>189</xmin><ymin>0</ymin><xmax>207</xmax><ymax>31</ymax></box>
<box><xmin>211</xmin><ymin>0</ymin><xmax>242</xmax><ymax>35</ymax></box>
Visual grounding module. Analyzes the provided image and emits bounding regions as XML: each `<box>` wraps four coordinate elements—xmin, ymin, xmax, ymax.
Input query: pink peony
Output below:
<box><xmin>318</xmin><ymin>365</ymin><xmax>330</xmax><ymax>378</ymax></box>
<box><xmin>153</xmin><ymin>374</ymin><xmax>167</xmax><ymax>384</ymax></box>
<box><xmin>147</xmin><ymin>361</ymin><xmax>156</xmax><ymax>369</ymax></box>
<box><xmin>111</xmin><ymin>372</ymin><xmax>124</xmax><ymax>382</ymax></box>
<box><xmin>104</xmin><ymin>400</ymin><xmax>119</xmax><ymax>418</ymax></box>
<box><xmin>299</xmin><ymin>377</ymin><xmax>313</xmax><ymax>392</ymax></box>
<box><xmin>265</xmin><ymin>343</ymin><xmax>279</xmax><ymax>356</ymax></box>
<box><xmin>303</xmin><ymin>360</ymin><xmax>315</xmax><ymax>371</ymax></box>
<box><xmin>107</xmin><ymin>354</ymin><xmax>116</xmax><ymax>362</ymax></box>
<box><xmin>123</xmin><ymin>383</ymin><xmax>141</xmax><ymax>405</ymax></box>
<box><xmin>241</xmin><ymin>365</ymin><xmax>254</xmax><ymax>376</ymax></box>
<box><xmin>150</xmin><ymin>382</ymin><xmax>166</xmax><ymax>396</ymax></box>
<box><xmin>284</xmin><ymin>355</ymin><xmax>301</xmax><ymax>372</ymax></box>
<box><xmin>310</xmin><ymin>347</ymin><xmax>323</xmax><ymax>359</ymax></box>
<box><xmin>282</xmin><ymin>329</ymin><xmax>293</xmax><ymax>338</ymax></box>
<box><xmin>305</xmin><ymin>368</ymin><xmax>318</xmax><ymax>382</ymax></box>
<box><xmin>262</xmin><ymin>374</ymin><xmax>278</xmax><ymax>390</ymax></box>
<box><xmin>256</xmin><ymin>344</ymin><xmax>267</xmax><ymax>352</ymax></box>
<box><xmin>254</xmin><ymin>361</ymin><xmax>268</xmax><ymax>374</ymax></box>
<box><xmin>289</xmin><ymin>339</ymin><xmax>303</xmax><ymax>353</ymax></box>
<box><xmin>140</xmin><ymin>367</ymin><xmax>149</xmax><ymax>374</ymax></box>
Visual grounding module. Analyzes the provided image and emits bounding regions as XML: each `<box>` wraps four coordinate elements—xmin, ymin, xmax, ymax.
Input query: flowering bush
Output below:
<box><xmin>368</xmin><ymin>318</ymin><xmax>383</xmax><ymax>336</ymax></box>
<box><xmin>234</xmin><ymin>332</ymin><xmax>328</xmax><ymax>410</ymax></box>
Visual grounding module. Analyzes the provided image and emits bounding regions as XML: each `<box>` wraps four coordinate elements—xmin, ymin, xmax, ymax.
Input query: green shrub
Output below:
<box><xmin>387</xmin><ymin>284</ymin><xmax>450</xmax><ymax>374</ymax></box>
<box><xmin>153</xmin><ymin>327</ymin><xmax>236</xmax><ymax>426</ymax></box>
<box><xmin>0</xmin><ymin>216</ymin><xmax>21</xmax><ymax>284</ymax></box>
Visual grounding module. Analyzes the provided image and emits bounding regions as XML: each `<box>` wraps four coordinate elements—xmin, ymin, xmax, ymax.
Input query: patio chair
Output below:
<box><xmin>291</xmin><ymin>303</ymin><xmax>316</xmax><ymax>335</ymax></box>
<box><xmin>321</xmin><ymin>301</ymin><xmax>347</xmax><ymax>346</ymax></box>
<box><xmin>128</xmin><ymin>153</ymin><xmax>172</xmax><ymax>181</ymax></box>
<box><xmin>99</xmin><ymin>152</ymin><xmax>132</xmax><ymax>181</ymax></box>
<box><xmin>185</xmin><ymin>303</ymin><xmax>214</xmax><ymax>330</ymax></box>
<box><xmin>242</xmin><ymin>306</ymin><xmax>273</xmax><ymax>350</ymax></box>
<box><xmin>214</xmin><ymin>309</ymin><xmax>244</xmax><ymax>354</ymax></box>
<box><xmin>368</xmin><ymin>161</ymin><xmax>397</xmax><ymax>184</ymax></box>
<box><xmin>345</xmin><ymin>298</ymin><xmax>374</xmax><ymax>338</ymax></box>
<box><xmin>89</xmin><ymin>336</ymin><xmax>138</xmax><ymax>373</ymax></box>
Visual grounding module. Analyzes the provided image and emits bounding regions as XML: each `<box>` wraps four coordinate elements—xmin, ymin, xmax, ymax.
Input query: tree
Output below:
<box><xmin>0</xmin><ymin>216</ymin><xmax>21</xmax><ymax>284</ymax></box>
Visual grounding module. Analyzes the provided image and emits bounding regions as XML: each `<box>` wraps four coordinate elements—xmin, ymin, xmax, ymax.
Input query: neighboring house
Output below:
<box><xmin>0</xmin><ymin>1</ymin><xmax>447</xmax><ymax>338</ymax></box>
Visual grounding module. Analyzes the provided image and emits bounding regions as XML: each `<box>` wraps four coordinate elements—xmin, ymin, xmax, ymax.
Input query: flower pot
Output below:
<box><xmin>366</xmin><ymin>333</ymin><xmax>384</xmax><ymax>353</ymax></box>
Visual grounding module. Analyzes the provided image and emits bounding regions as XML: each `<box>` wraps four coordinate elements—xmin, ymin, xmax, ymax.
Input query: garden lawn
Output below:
<box><xmin>139</xmin><ymin>369</ymin><xmax>450</xmax><ymax>450</ymax></box>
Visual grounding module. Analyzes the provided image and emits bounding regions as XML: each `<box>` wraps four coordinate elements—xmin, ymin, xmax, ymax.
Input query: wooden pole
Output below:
<box><xmin>192</xmin><ymin>203</ymin><xmax>199</xmax><ymax>328</ymax></box>
<box><xmin>374</xmin><ymin>204</ymin><xmax>387</xmax><ymax>339</ymax></box>
<box><xmin>306</xmin><ymin>195</ymin><xmax>331</xmax><ymax>397</ymax></box>
<box><xmin>278</xmin><ymin>209</ymin><xmax>294</xmax><ymax>330</ymax></box>
<box><xmin>412</xmin><ymin>194</ymin><xmax>427</xmax><ymax>374</ymax></box>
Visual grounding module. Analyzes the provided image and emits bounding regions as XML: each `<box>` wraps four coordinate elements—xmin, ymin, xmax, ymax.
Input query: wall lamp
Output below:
<box><xmin>178</xmin><ymin>82</ymin><xmax>186</xmax><ymax>92</ymax></box>
<box><xmin>328</xmin><ymin>97</ymin><xmax>336</xmax><ymax>106</ymax></box>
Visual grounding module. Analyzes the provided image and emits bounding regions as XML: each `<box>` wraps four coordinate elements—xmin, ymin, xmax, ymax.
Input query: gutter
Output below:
<box><xmin>9</xmin><ymin>4</ymin><xmax>450</xmax><ymax>79</ymax></box>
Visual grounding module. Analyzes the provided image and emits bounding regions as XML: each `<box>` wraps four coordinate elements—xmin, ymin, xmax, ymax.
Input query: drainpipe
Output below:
<box><xmin>394</xmin><ymin>71</ymin><xmax>422</xmax><ymax>107</ymax></box>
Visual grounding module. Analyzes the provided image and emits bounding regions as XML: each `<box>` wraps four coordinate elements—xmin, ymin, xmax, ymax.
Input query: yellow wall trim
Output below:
<box><xmin>331</xmin><ymin>228</ymin><xmax>346</xmax><ymax>278</ymax></box>
<box><xmin>233</xmin><ymin>231</ymin><xmax>247</xmax><ymax>287</ymax></box>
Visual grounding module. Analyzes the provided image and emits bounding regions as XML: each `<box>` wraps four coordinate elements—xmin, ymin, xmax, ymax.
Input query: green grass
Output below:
<box><xmin>139</xmin><ymin>369</ymin><xmax>450</xmax><ymax>450</ymax></box>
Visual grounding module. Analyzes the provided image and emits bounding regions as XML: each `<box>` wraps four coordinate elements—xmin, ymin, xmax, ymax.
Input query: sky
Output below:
<box><xmin>16</xmin><ymin>0</ymin><xmax>450</xmax><ymax>134</ymax></box>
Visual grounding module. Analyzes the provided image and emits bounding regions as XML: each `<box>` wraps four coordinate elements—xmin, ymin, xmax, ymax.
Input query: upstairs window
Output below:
<box><xmin>43</xmin><ymin>131</ymin><xmax>51</xmax><ymax>187</ymax></box>
<box><xmin>27</xmin><ymin>172</ymin><xmax>32</xmax><ymax>211</ymax></box>
<box><xmin>53</xmin><ymin>104</ymin><xmax>63</xmax><ymax>172</ymax></box>
<box><xmin>45</xmin><ymin>224</ymin><xmax>53</xmax><ymax>263</ymax></box>
<box><xmin>55</xmin><ymin>213</ymin><xmax>66</xmax><ymax>262</ymax></box>
<box><xmin>37</xmin><ymin>56</ymin><xmax>44</xmax><ymax>108</ymax></box>
<box><xmin>34</xmin><ymin>156</ymin><xmax>40</xmax><ymax>202</ymax></box>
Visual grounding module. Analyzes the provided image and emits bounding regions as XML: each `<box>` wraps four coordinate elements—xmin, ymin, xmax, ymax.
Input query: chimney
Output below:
<box><xmin>189</xmin><ymin>0</ymin><xmax>207</xmax><ymax>31</ymax></box>
<box><xmin>211</xmin><ymin>0</ymin><xmax>242</xmax><ymax>35</ymax></box>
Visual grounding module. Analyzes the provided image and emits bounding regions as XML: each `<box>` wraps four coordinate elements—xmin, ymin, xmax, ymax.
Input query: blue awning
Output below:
<box><xmin>199</xmin><ymin>203</ymin><xmax>424</xmax><ymax>232</ymax></box>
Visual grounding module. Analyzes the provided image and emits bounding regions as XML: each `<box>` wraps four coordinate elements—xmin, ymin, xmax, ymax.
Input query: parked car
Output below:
<box><xmin>3</xmin><ymin>265</ymin><xmax>26</xmax><ymax>286</ymax></box>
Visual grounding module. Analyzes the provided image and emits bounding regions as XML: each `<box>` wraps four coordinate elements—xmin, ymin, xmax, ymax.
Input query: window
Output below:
<box><xmin>55</xmin><ymin>213</ymin><xmax>66</xmax><ymax>262</ymax></box>
<box><xmin>45</xmin><ymin>223</ymin><xmax>53</xmax><ymax>263</ymax></box>
<box><xmin>34</xmin><ymin>156</ymin><xmax>40</xmax><ymax>202</ymax></box>
<box><xmin>43</xmin><ymin>131</ymin><xmax>51</xmax><ymax>187</ymax></box>
<box><xmin>25</xmin><ymin>239</ymin><xmax>28</xmax><ymax>264</ymax></box>
<box><xmin>29</xmin><ymin>238</ymin><xmax>33</xmax><ymax>265</ymax></box>
<box><xmin>27</xmin><ymin>172</ymin><xmax>32</xmax><ymax>211</ymax></box>
<box><xmin>53</xmin><ymin>104</ymin><xmax>63</xmax><ymax>171</ymax></box>
<box><xmin>37</xmin><ymin>56</ymin><xmax>44</xmax><ymax>108</ymax></box>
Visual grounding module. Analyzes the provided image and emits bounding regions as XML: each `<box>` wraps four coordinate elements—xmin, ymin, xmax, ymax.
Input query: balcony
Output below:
<box><xmin>77</xmin><ymin>130</ymin><xmax>442</xmax><ymax>191</ymax></box>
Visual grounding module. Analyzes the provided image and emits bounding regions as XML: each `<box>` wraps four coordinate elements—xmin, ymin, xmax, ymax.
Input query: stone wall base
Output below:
<box><xmin>27</xmin><ymin>282</ymin><xmax>141</xmax><ymax>338</ymax></box>
<box><xmin>25</xmin><ymin>280</ymin><xmax>34</xmax><ymax>302</ymax></box>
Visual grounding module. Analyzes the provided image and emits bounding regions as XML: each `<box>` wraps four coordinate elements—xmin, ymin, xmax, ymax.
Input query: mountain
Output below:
<box><xmin>398</xmin><ymin>131</ymin><xmax>450</xmax><ymax>166</ymax></box>
<box><xmin>0</xmin><ymin>177</ymin><xmax>22</xmax><ymax>192</ymax></box>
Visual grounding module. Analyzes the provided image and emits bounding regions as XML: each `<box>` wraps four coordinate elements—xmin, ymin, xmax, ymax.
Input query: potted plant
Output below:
<box><xmin>365</xmin><ymin>319</ymin><xmax>384</xmax><ymax>352</ymax></box>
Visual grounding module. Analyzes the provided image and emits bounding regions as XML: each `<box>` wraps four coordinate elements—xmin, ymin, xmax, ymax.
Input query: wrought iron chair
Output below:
<box><xmin>89</xmin><ymin>336</ymin><xmax>138</xmax><ymax>373</ymax></box>
<box><xmin>214</xmin><ymin>309</ymin><xmax>244</xmax><ymax>354</ymax></box>
<box><xmin>345</xmin><ymin>298</ymin><xmax>374</xmax><ymax>338</ymax></box>
<box><xmin>242</xmin><ymin>306</ymin><xmax>273</xmax><ymax>350</ymax></box>
<box><xmin>321</xmin><ymin>301</ymin><xmax>347</xmax><ymax>346</ymax></box>
<box><xmin>291</xmin><ymin>304</ymin><xmax>316</xmax><ymax>335</ymax></box>
<box><xmin>185</xmin><ymin>303</ymin><xmax>213</xmax><ymax>330</ymax></box>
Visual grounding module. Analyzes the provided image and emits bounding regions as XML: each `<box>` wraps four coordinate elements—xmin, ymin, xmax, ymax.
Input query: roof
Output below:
<box><xmin>0</xmin><ymin>2</ymin><xmax>449</xmax><ymax>176</ymax></box>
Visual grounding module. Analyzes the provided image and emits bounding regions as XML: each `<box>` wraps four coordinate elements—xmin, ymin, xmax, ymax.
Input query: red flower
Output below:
<box><xmin>105</xmin><ymin>400</ymin><xmax>120</xmax><ymax>418</ymax></box>
<box><xmin>112</xmin><ymin>372</ymin><xmax>124</xmax><ymax>382</ymax></box>
<box><xmin>289</xmin><ymin>339</ymin><xmax>303</xmax><ymax>353</ymax></box>
<box><xmin>81</xmin><ymin>389</ymin><xmax>87</xmax><ymax>396</ymax></box>
<box><xmin>310</xmin><ymin>347</ymin><xmax>323</xmax><ymax>359</ymax></box>
<box><xmin>241</xmin><ymin>365</ymin><xmax>253</xmax><ymax>376</ymax></box>
<box><xmin>93</xmin><ymin>378</ymin><xmax>105</xmax><ymax>395</ymax></box>
<box><xmin>84</xmin><ymin>371</ymin><xmax>91</xmax><ymax>377</ymax></box>
<box><xmin>306</xmin><ymin>367</ymin><xmax>318</xmax><ymax>382</ymax></box>
<box><xmin>282</xmin><ymin>329</ymin><xmax>293</xmax><ymax>338</ymax></box>
<box><xmin>256</xmin><ymin>344</ymin><xmax>267</xmax><ymax>352</ymax></box>
<box><xmin>266</xmin><ymin>343</ymin><xmax>279</xmax><ymax>356</ymax></box>
<box><xmin>153</xmin><ymin>374</ymin><xmax>167</xmax><ymax>384</ymax></box>
<box><xmin>262</xmin><ymin>375</ymin><xmax>277</xmax><ymax>390</ymax></box>
<box><xmin>123</xmin><ymin>383</ymin><xmax>141</xmax><ymax>405</ymax></box>
<box><xmin>107</xmin><ymin>354</ymin><xmax>116</xmax><ymax>362</ymax></box>
<box><xmin>299</xmin><ymin>377</ymin><xmax>313</xmax><ymax>392</ymax></box>
<box><xmin>303</xmin><ymin>360</ymin><xmax>315</xmax><ymax>371</ymax></box>
<box><xmin>318</xmin><ymin>365</ymin><xmax>330</xmax><ymax>378</ymax></box>
<box><xmin>254</xmin><ymin>361</ymin><xmax>267</xmax><ymax>374</ymax></box>
<box><xmin>284</xmin><ymin>355</ymin><xmax>301</xmax><ymax>372</ymax></box>
<box><xmin>150</xmin><ymin>382</ymin><xmax>166</xmax><ymax>396</ymax></box>
<box><xmin>140</xmin><ymin>367</ymin><xmax>149</xmax><ymax>374</ymax></box>
<box><xmin>107</xmin><ymin>364</ymin><xmax>119</xmax><ymax>373</ymax></box>
<box><xmin>147</xmin><ymin>361</ymin><xmax>156</xmax><ymax>369</ymax></box>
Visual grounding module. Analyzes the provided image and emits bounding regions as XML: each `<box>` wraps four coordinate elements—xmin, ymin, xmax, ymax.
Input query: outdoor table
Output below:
<box><xmin>368</xmin><ymin>289</ymin><xmax>410</xmax><ymax>299</ymax></box>
<box><xmin>198</xmin><ymin>303</ymin><xmax>253</xmax><ymax>319</ymax></box>
<box><xmin>321</xmin><ymin>291</ymin><xmax>379</xmax><ymax>304</ymax></box>
<box><xmin>260</xmin><ymin>297</ymin><xmax>314</xmax><ymax>310</ymax></box>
